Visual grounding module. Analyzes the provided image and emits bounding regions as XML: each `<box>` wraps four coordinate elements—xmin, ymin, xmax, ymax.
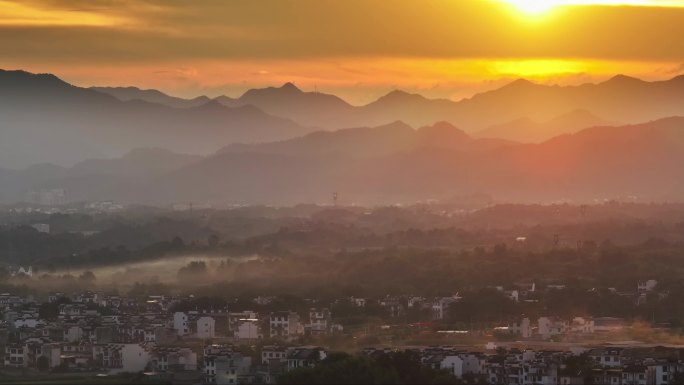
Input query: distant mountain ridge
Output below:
<box><xmin>95</xmin><ymin>74</ymin><xmax>684</xmax><ymax>132</ymax></box>
<box><xmin>146</xmin><ymin>117</ymin><xmax>684</xmax><ymax>205</ymax></box>
<box><xmin>219</xmin><ymin>121</ymin><xmax>510</xmax><ymax>158</ymax></box>
<box><xmin>0</xmin><ymin>69</ymin><xmax>312</xmax><ymax>168</ymax></box>
<box><xmin>2</xmin><ymin>117</ymin><xmax>682</xmax><ymax>205</ymax></box>
<box><xmin>90</xmin><ymin>86</ymin><xmax>212</xmax><ymax>108</ymax></box>
<box><xmin>475</xmin><ymin>109</ymin><xmax>617</xmax><ymax>142</ymax></box>
<box><xmin>3</xmin><ymin>68</ymin><xmax>684</xmax><ymax>206</ymax></box>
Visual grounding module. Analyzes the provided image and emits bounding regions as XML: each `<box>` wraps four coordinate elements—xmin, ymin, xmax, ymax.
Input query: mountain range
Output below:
<box><xmin>475</xmin><ymin>109</ymin><xmax>617</xmax><ymax>142</ymax></box>
<box><xmin>0</xmin><ymin>69</ymin><xmax>311</xmax><ymax>168</ymax></box>
<box><xmin>2</xmin><ymin>68</ymin><xmax>684</xmax><ymax>205</ymax></box>
<box><xmin>4</xmin><ymin>69</ymin><xmax>684</xmax><ymax>168</ymax></box>
<box><xmin>2</xmin><ymin>117</ymin><xmax>683</xmax><ymax>205</ymax></box>
<box><xmin>96</xmin><ymin>74</ymin><xmax>684</xmax><ymax>134</ymax></box>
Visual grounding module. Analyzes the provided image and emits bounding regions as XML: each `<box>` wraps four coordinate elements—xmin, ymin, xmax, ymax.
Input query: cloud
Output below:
<box><xmin>666</xmin><ymin>63</ymin><xmax>684</xmax><ymax>74</ymax></box>
<box><xmin>0</xmin><ymin>0</ymin><xmax>130</xmax><ymax>26</ymax></box>
<box><xmin>1</xmin><ymin>0</ymin><xmax>684</xmax><ymax>63</ymax></box>
<box><xmin>1</xmin><ymin>0</ymin><xmax>683</xmax><ymax>103</ymax></box>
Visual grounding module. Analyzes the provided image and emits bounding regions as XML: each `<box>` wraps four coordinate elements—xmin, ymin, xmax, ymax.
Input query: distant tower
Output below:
<box><xmin>553</xmin><ymin>234</ymin><xmax>560</xmax><ymax>248</ymax></box>
<box><xmin>333</xmin><ymin>192</ymin><xmax>338</xmax><ymax>207</ymax></box>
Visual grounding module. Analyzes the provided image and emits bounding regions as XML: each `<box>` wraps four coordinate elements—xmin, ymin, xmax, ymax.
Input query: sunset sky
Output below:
<box><xmin>2</xmin><ymin>0</ymin><xmax>684</xmax><ymax>103</ymax></box>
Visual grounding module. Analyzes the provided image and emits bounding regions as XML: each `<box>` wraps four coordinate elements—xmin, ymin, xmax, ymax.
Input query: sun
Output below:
<box><xmin>503</xmin><ymin>0</ymin><xmax>560</xmax><ymax>14</ymax></box>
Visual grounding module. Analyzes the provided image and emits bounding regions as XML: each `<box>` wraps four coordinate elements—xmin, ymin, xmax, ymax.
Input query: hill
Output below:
<box><xmin>0</xmin><ymin>69</ymin><xmax>312</xmax><ymax>168</ymax></box>
<box><xmin>475</xmin><ymin>109</ymin><xmax>616</xmax><ymax>142</ymax></box>
<box><xmin>141</xmin><ymin>117</ymin><xmax>684</xmax><ymax>205</ymax></box>
<box><xmin>96</xmin><ymin>75</ymin><xmax>684</xmax><ymax>132</ymax></box>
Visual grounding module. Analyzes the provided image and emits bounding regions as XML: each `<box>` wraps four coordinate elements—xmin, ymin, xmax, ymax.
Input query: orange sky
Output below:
<box><xmin>1</xmin><ymin>0</ymin><xmax>683</xmax><ymax>104</ymax></box>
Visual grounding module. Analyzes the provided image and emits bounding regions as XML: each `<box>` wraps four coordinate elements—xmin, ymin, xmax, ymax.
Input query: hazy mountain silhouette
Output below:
<box><xmin>91</xmin><ymin>86</ymin><xmax>211</xmax><ymax>108</ymax></box>
<box><xmin>2</xmin><ymin>117</ymin><xmax>683</xmax><ymax>205</ymax></box>
<box><xmin>0</xmin><ymin>148</ymin><xmax>203</xmax><ymax>203</ymax></box>
<box><xmin>140</xmin><ymin>117</ymin><xmax>684</xmax><ymax>205</ymax></box>
<box><xmin>451</xmin><ymin>75</ymin><xmax>684</xmax><ymax>130</ymax></box>
<box><xmin>0</xmin><ymin>69</ymin><xmax>312</xmax><ymax>168</ymax></box>
<box><xmin>219</xmin><ymin>121</ymin><xmax>504</xmax><ymax>158</ymax></box>
<box><xmin>4</xmin><ymin>68</ymin><xmax>684</xmax><ymax>205</ymax></box>
<box><xmin>475</xmin><ymin>109</ymin><xmax>616</xmax><ymax>142</ymax></box>
<box><xmin>68</xmin><ymin>148</ymin><xmax>202</xmax><ymax>178</ymax></box>
<box><xmin>96</xmin><ymin>75</ymin><xmax>684</xmax><ymax>132</ymax></box>
<box><xmin>77</xmin><ymin>118</ymin><xmax>684</xmax><ymax>204</ymax></box>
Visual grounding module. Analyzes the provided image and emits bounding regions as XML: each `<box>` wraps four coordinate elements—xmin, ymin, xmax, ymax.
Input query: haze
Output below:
<box><xmin>3</xmin><ymin>2</ymin><xmax>684</xmax><ymax>385</ymax></box>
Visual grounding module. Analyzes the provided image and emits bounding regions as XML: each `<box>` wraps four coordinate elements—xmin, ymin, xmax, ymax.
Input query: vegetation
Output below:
<box><xmin>278</xmin><ymin>351</ymin><xmax>459</xmax><ymax>384</ymax></box>
<box><xmin>3</xmin><ymin>203</ymin><xmax>684</xmax><ymax>327</ymax></box>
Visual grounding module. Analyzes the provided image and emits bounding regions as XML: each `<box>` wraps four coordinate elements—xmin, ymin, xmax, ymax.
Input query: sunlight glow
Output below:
<box><xmin>499</xmin><ymin>0</ymin><xmax>684</xmax><ymax>16</ymax></box>
<box><xmin>489</xmin><ymin>59</ymin><xmax>589</xmax><ymax>77</ymax></box>
<box><xmin>503</xmin><ymin>0</ymin><xmax>559</xmax><ymax>14</ymax></box>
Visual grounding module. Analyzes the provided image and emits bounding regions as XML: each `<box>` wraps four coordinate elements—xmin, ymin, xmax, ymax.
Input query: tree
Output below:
<box><xmin>39</xmin><ymin>297</ymin><xmax>71</xmax><ymax>320</ymax></box>
<box><xmin>561</xmin><ymin>353</ymin><xmax>597</xmax><ymax>384</ymax></box>
<box><xmin>208</xmin><ymin>234</ymin><xmax>220</xmax><ymax>248</ymax></box>
<box><xmin>278</xmin><ymin>351</ymin><xmax>458</xmax><ymax>384</ymax></box>
<box><xmin>171</xmin><ymin>236</ymin><xmax>185</xmax><ymax>249</ymax></box>
<box><xmin>177</xmin><ymin>260</ymin><xmax>208</xmax><ymax>281</ymax></box>
<box><xmin>78</xmin><ymin>271</ymin><xmax>96</xmax><ymax>283</ymax></box>
<box><xmin>37</xmin><ymin>355</ymin><xmax>49</xmax><ymax>371</ymax></box>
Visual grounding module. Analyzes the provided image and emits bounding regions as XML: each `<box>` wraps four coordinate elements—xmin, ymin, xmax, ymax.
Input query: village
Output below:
<box><xmin>0</xmin><ymin>275</ymin><xmax>682</xmax><ymax>384</ymax></box>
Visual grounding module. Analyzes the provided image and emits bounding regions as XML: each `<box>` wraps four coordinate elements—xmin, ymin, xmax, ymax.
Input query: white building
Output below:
<box><xmin>286</xmin><ymin>347</ymin><xmax>326</xmax><ymax>371</ymax></box>
<box><xmin>235</xmin><ymin>319</ymin><xmax>261</xmax><ymax>340</ymax></box>
<box><xmin>269</xmin><ymin>312</ymin><xmax>303</xmax><ymax>341</ymax></box>
<box><xmin>307</xmin><ymin>308</ymin><xmax>331</xmax><ymax>335</ymax></box>
<box><xmin>204</xmin><ymin>345</ymin><xmax>251</xmax><ymax>385</ymax></box>
<box><xmin>637</xmin><ymin>279</ymin><xmax>658</xmax><ymax>293</ymax></box>
<box><xmin>570</xmin><ymin>317</ymin><xmax>595</xmax><ymax>334</ymax></box>
<box><xmin>439</xmin><ymin>355</ymin><xmax>465</xmax><ymax>378</ymax></box>
<box><xmin>3</xmin><ymin>344</ymin><xmax>26</xmax><ymax>367</ymax></box>
<box><xmin>150</xmin><ymin>347</ymin><xmax>197</xmax><ymax>372</ymax></box>
<box><xmin>509</xmin><ymin>317</ymin><xmax>532</xmax><ymax>338</ymax></box>
<box><xmin>173</xmin><ymin>312</ymin><xmax>189</xmax><ymax>336</ymax></box>
<box><xmin>589</xmin><ymin>348</ymin><xmax>623</xmax><ymax>368</ymax></box>
<box><xmin>431</xmin><ymin>295</ymin><xmax>460</xmax><ymax>320</ymax></box>
<box><xmin>460</xmin><ymin>352</ymin><xmax>487</xmax><ymax>376</ymax></box>
<box><xmin>93</xmin><ymin>343</ymin><xmax>151</xmax><ymax>374</ymax></box>
<box><xmin>350</xmin><ymin>297</ymin><xmax>366</xmax><ymax>307</ymax></box>
<box><xmin>261</xmin><ymin>346</ymin><xmax>288</xmax><ymax>364</ymax></box>
<box><xmin>229</xmin><ymin>311</ymin><xmax>262</xmax><ymax>340</ymax></box>
<box><xmin>64</xmin><ymin>326</ymin><xmax>84</xmax><ymax>343</ymax></box>
<box><xmin>622</xmin><ymin>365</ymin><xmax>648</xmax><ymax>385</ymax></box>
<box><xmin>652</xmin><ymin>361</ymin><xmax>678</xmax><ymax>385</ymax></box>
<box><xmin>538</xmin><ymin>317</ymin><xmax>569</xmax><ymax>339</ymax></box>
<box><xmin>10</xmin><ymin>266</ymin><xmax>33</xmax><ymax>277</ymax></box>
<box><xmin>196</xmin><ymin>316</ymin><xmax>216</xmax><ymax>339</ymax></box>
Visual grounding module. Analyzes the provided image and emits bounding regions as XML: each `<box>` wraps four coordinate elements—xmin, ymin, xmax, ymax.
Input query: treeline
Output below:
<box><xmin>278</xmin><ymin>351</ymin><xmax>460</xmax><ymax>384</ymax></box>
<box><xmin>175</xmin><ymin>241</ymin><xmax>684</xmax><ymax>327</ymax></box>
<box><xmin>2</xmin><ymin>213</ymin><xmax>684</xmax><ymax>270</ymax></box>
